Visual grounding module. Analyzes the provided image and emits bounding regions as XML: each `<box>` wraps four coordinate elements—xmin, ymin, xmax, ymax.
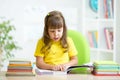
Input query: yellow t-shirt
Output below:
<box><xmin>34</xmin><ymin>37</ymin><xmax>77</xmax><ymax>65</ymax></box>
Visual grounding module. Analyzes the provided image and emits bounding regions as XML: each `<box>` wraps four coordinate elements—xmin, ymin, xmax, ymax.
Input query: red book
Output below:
<box><xmin>104</xmin><ymin>27</ymin><xmax>113</xmax><ymax>50</ymax></box>
<box><xmin>103</xmin><ymin>0</ymin><xmax>108</xmax><ymax>18</ymax></box>
<box><xmin>93</xmin><ymin>74</ymin><xmax>119</xmax><ymax>76</ymax></box>
<box><xmin>7</xmin><ymin>69</ymin><xmax>32</xmax><ymax>72</ymax></box>
<box><xmin>92</xmin><ymin>70</ymin><xmax>119</xmax><ymax>76</ymax></box>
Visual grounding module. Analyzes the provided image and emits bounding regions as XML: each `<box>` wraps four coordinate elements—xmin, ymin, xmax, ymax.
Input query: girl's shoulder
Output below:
<box><xmin>38</xmin><ymin>37</ymin><xmax>43</xmax><ymax>42</ymax></box>
<box><xmin>37</xmin><ymin>37</ymin><xmax>44</xmax><ymax>44</ymax></box>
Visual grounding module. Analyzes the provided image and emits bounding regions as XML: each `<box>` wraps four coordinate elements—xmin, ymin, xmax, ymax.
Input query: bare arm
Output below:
<box><xmin>49</xmin><ymin>56</ymin><xmax>78</xmax><ymax>71</ymax></box>
<box><xmin>36</xmin><ymin>56</ymin><xmax>67</xmax><ymax>71</ymax></box>
<box><xmin>36</xmin><ymin>56</ymin><xmax>54</xmax><ymax>70</ymax></box>
<box><xmin>64</xmin><ymin>56</ymin><xmax>78</xmax><ymax>67</ymax></box>
<box><xmin>57</xmin><ymin>56</ymin><xmax>78</xmax><ymax>71</ymax></box>
<box><xmin>35</xmin><ymin>56</ymin><xmax>78</xmax><ymax>71</ymax></box>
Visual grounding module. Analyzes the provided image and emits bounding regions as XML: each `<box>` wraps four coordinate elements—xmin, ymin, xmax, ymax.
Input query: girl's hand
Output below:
<box><xmin>52</xmin><ymin>64</ymin><xmax>67</xmax><ymax>71</ymax></box>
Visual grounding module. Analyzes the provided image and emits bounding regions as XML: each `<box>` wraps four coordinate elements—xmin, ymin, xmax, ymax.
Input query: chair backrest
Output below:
<box><xmin>67</xmin><ymin>30</ymin><xmax>90</xmax><ymax>65</ymax></box>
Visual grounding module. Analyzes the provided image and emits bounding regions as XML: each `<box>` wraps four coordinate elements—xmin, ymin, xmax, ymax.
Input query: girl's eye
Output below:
<box><xmin>58</xmin><ymin>30</ymin><xmax>61</xmax><ymax>32</ymax></box>
<box><xmin>50</xmin><ymin>31</ymin><xmax>55</xmax><ymax>32</ymax></box>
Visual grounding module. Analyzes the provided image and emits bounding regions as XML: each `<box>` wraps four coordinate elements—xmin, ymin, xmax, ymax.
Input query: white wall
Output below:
<box><xmin>0</xmin><ymin>0</ymin><xmax>83</xmax><ymax>62</ymax></box>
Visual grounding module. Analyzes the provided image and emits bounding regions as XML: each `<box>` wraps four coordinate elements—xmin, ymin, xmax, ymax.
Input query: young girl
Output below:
<box><xmin>34</xmin><ymin>10</ymin><xmax>78</xmax><ymax>71</ymax></box>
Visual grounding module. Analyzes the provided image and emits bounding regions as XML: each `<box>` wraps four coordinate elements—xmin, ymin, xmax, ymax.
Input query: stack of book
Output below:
<box><xmin>92</xmin><ymin>61</ymin><xmax>120</xmax><ymax>76</ymax></box>
<box><xmin>6</xmin><ymin>59</ymin><xmax>35</xmax><ymax>76</ymax></box>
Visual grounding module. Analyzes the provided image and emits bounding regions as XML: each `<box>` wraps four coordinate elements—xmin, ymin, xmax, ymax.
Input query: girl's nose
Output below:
<box><xmin>54</xmin><ymin>31</ymin><xmax>58</xmax><ymax>36</ymax></box>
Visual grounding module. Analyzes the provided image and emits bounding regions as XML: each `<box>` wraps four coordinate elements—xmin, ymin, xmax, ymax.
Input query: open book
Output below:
<box><xmin>35</xmin><ymin>63</ymin><xmax>93</xmax><ymax>75</ymax></box>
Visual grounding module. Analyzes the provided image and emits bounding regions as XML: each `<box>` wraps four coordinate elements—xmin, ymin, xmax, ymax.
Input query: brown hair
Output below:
<box><xmin>41</xmin><ymin>10</ymin><xmax>68</xmax><ymax>53</ymax></box>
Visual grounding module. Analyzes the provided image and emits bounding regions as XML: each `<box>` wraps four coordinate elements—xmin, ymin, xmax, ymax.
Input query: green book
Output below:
<box><xmin>94</xmin><ymin>68</ymin><xmax>119</xmax><ymax>72</ymax></box>
<box><xmin>94</xmin><ymin>65</ymin><xmax>119</xmax><ymax>69</ymax></box>
<box><xmin>94</xmin><ymin>61</ymin><xmax>119</xmax><ymax>66</ymax></box>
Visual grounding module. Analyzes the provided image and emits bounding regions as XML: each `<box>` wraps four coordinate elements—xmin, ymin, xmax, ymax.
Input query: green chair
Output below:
<box><xmin>67</xmin><ymin>30</ymin><xmax>91</xmax><ymax>73</ymax></box>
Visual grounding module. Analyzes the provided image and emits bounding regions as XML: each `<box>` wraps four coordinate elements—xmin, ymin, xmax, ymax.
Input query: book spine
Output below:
<box><xmin>108</xmin><ymin>0</ymin><xmax>114</xmax><ymax>18</ymax></box>
<box><xmin>91</xmin><ymin>31</ymin><xmax>98</xmax><ymax>48</ymax></box>
<box><xmin>92</xmin><ymin>70</ymin><xmax>119</xmax><ymax>76</ymax></box>
<box><xmin>104</xmin><ymin>28</ymin><xmax>112</xmax><ymax>49</ymax></box>
<box><xmin>87</xmin><ymin>31</ymin><xmax>94</xmax><ymax>48</ymax></box>
<box><xmin>103</xmin><ymin>0</ymin><xmax>109</xmax><ymax>18</ymax></box>
<box><xmin>7</xmin><ymin>69</ymin><xmax>33</xmax><ymax>72</ymax></box>
<box><xmin>9</xmin><ymin>64</ymin><xmax>32</xmax><ymax>66</ymax></box>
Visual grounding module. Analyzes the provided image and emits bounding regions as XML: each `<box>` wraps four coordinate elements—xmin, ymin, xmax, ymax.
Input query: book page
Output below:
<box><xmin>35</xmin><ymin>68</ymin><xmax>67</xmax><ymax>75</ymax></box>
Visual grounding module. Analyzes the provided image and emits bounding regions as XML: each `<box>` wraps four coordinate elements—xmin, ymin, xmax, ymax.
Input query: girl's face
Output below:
<box><xmin>48</xmin><ymin>27</ymin><xmax>63</xmax><ymax>42</ymax></box>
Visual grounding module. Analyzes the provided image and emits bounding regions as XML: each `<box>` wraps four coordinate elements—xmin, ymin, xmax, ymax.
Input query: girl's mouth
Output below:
<box><xmin>54</xmin><ymin>38</ymin><xmax>59</xmax><ymax>41</ymax></box>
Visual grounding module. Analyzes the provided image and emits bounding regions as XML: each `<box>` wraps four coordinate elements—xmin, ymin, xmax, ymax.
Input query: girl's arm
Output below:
<box><xmin>36</xmin><ymin>56</ymin><xmax>66</xmax><ymax>71</ymax></box>
<box><xmin>36</xmin><ymin>56</ymin><xmax>78</xmax><ymax>71</ymax></box>
<box><xmin>57</xmin><ymin>56</ymin><xmax>78</xmax><ymax>71</ymax></box>
<box><xmin>64</xmin><ymin>56</ymin><xmax>78</xmax><ymax>67</ymax></box>
<box><xmin>36</xmin><ymin>56</ymin><xmax>54</xmax><ymax>70</ymax></box>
